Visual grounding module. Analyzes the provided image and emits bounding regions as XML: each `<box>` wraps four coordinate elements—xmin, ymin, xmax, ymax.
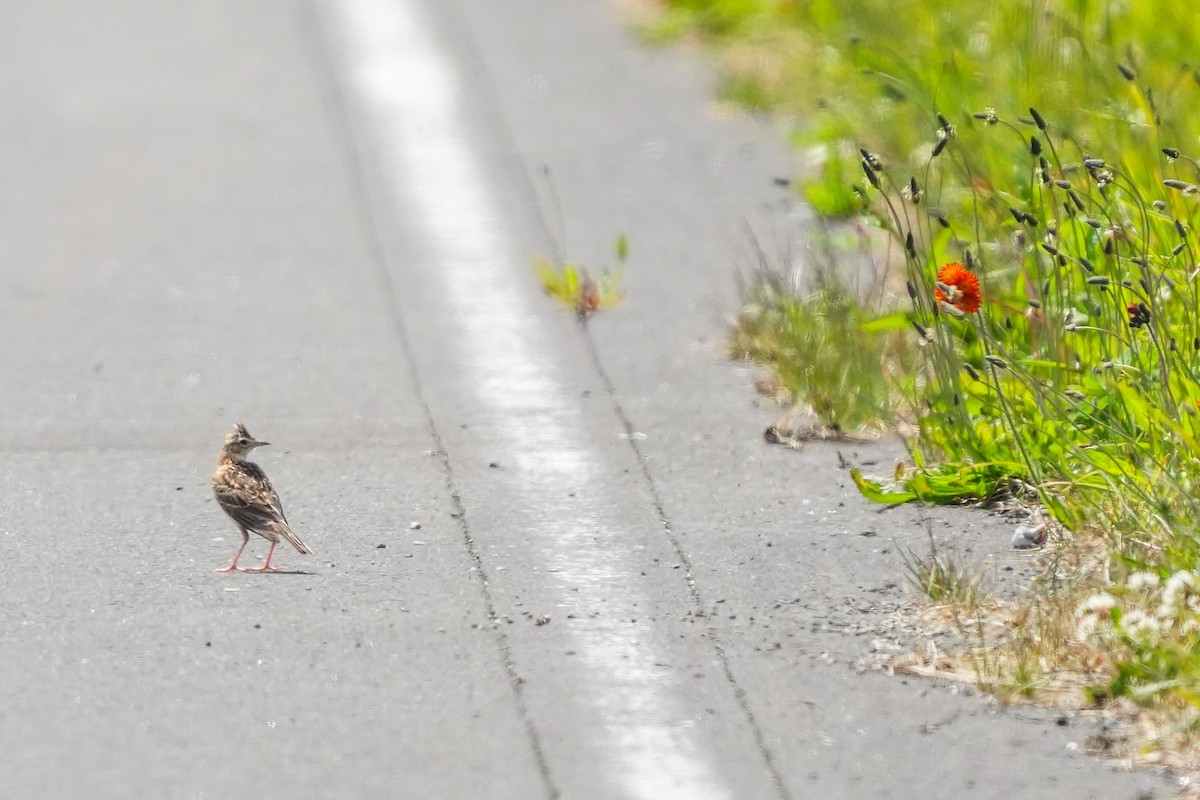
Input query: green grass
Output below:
<box><xmin>730</xmin><ymin>265</ymin><xmax>911</xmax><ymax>434</ymax></box>
<box><xmin>900</xmin><ymin>530</ymin><xmax>989</xmax><ymax>608</ymax></box>
<box><xmin>646</xmin><ymin>0</ymin><xmax>1200</xmax><ymax>760</ymax></box>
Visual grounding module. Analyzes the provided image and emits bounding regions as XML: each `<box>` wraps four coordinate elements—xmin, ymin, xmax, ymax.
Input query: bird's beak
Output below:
<box><xmin>254</xmin><ymin>441</ymin><xmax>270</xmax><ymax>448</ymax></box>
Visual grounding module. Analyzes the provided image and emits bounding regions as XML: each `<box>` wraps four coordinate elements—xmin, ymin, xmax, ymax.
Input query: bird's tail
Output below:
<box><xmin>278</xmin><ymin>523</ymin><xmax>313</xmax><ymax>555</ymax></box>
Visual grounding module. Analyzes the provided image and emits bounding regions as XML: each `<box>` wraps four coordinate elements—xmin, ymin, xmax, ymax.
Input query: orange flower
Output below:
<box><xmin>934</xmin><ymin>262</ymin><xmax>981</xmax><ymax>314</ymax></box>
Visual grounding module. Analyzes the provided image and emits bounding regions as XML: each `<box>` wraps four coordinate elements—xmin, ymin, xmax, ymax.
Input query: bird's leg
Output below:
<box><xmin>247</xmin><ymin>540</ymin><xmax>281</xmax><ymax>572</ymax></box>
<box><xmin>216</xmin><ymin>528</ymin><xmax>250</xmax><ymax>573</ymax></box>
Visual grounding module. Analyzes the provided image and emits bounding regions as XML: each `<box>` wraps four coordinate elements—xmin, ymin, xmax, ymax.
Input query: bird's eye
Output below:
<box><xmin>237</xmin><ymin>437</ymin><xmax>250</xmax><ymax>446</ymax></box>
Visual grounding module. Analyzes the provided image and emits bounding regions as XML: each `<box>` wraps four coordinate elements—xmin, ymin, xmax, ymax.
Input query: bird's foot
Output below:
<box><xmin>215</xmin><ymin>565</ymin><xmax>241</xmax><ymax>573</ymax></box>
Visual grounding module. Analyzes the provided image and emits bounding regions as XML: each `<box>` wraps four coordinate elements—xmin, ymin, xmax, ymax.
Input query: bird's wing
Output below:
<box><xmin>239</xmin><ymin>461</ymin><xmax>289</xmax><ymax>523</ymax></box>
<box><xmin>265</xmin><ymin>484</ymin><xmax>288</xmax><ymax>524</ymax></box>
<box><xmin>214</xmin><ymin>481</ymin><xmax>287</xmax><ymax>535</ymax></box>
<box><xmin>214</xmin><ymin>465</ymin><xmax>312</xmax><ymax>555</ymax></box>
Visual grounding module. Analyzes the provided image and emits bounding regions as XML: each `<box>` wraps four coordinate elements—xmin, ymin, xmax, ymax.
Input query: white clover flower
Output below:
<box><xmin>1164</xmin><ymin>570</ymin><xmax>1196</xmax><ymax>599</ymax></box>
<box><xmin>1075</xmin><ymin>592</ymin><xmax>1118</xmax><ymax>641</ymax></box>
<box><xmin>1075</xmin><ymin>615</ymin><xmax>1101</xmax><ymax>641</ymax></box>
<box><xmin>1126</xmin><ymin>571</ymin><xmax>1161</xmax><ymax>591</ymax></box>
<box><xmin>1120</xmin><ymin>610</ymin><xmax>1162</xmax><ymax>638</ymax></box>
<box><xmin>1081</xmin><ymin>592</ymin><xmax>1117</xmax><ymax>613</ymax></box>
<box><xmin>1157</xmin><ymin>571</ymin><xmax>1198</xmax><ymax>620</ymax></box>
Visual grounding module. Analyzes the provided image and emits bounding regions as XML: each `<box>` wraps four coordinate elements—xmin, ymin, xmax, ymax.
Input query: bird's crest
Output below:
<box><xmin>232</xmin><ymin>423</ymin><xmax>251</xmax><ymax>440</ymax></box>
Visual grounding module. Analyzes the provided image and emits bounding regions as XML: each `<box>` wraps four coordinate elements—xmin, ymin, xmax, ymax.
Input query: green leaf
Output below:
<box><xmin>1017</xmin><ymin>358</ymin><xmax>1072</xmax><ymax>371</ymax></box>
<box><xmin>861</xmin><ymin>312</ymin><xmax>911</xmax><ymax>333</ymax></box>
<box><xmin>850</xmin><ymin>468</ymin><xmax>917</xmax><ymax>504</ymax></box>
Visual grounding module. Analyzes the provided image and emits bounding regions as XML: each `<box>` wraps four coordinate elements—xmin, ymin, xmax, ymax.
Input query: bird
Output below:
<box><xmin>211</xmin><ymin>423</ymin><xmax>312</xmax><ymax>572</ymax></box>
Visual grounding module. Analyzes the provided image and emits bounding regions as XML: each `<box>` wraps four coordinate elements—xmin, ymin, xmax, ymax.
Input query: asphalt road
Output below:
<box><xmin>0</xmin><ymin>1</ymin><xmax>1171</xmax><ymax>798</ymax></box>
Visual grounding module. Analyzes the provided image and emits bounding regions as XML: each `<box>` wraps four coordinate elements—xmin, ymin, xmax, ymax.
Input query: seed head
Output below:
<box><xmin>1127</xmin><ymin>302</ymin><xmax>1151</xmax><ymax>329</ymax></box>
<box><xmin>902</xmin><ymin>176</ymin><xmax>923</xmax><ymax>204</ymax></box>
<box><xmin>859</xmin><ymin>148</ymin><xmax>885</xmax><ymax>170</ymax></box>
<box><xmin>936</xmin><ymin>112</ymin><xmax>955</xmax><ymax>139</ymax></box>
<box><xmin>972</xmin><ymin>108</ymin><xmax>999</xmax><ymax>125</ymax></box>
<box><xmin>861</xmin><ymin>158</ymin><xmax>881</xmax><ymax>189</ymax></box>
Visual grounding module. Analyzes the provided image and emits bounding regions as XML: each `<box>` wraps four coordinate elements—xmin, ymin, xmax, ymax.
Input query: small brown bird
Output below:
<box><xmin>212</xmin><ymin>423</ymin><xmax>312</xmax><ymax>572</ymax></box>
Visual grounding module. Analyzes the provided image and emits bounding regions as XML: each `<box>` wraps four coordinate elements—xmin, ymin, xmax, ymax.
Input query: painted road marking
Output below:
<box><xmin>329</xmin><ymin>0</ymin><xmax>731</xmax><ymax>796</ymax></box>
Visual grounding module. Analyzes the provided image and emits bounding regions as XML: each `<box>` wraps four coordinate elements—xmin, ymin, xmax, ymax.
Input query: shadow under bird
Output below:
<box><xmin>211</xmin><ymin>423</ymin><xmax>313</xmax><ymax>572</ymax></box>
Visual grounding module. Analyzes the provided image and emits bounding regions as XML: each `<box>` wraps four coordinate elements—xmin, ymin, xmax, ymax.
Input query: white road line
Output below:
<box><xmin>329</xmin><ymin>0</ymin><xmax>731</xmax><ymax>797</ymax></box>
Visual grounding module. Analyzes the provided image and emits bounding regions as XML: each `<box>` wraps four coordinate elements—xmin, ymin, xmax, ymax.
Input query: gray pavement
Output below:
<box><xmin>0</xmin><ymin>1</ymin><xmax>1173</xmax><ymax>798</ymax></box>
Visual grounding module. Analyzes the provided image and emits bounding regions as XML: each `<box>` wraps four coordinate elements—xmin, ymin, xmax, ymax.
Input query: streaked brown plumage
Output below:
<box><xmin>212</xmin><ymin>423</ymin><xmax>312</xmax><ymax>572</ymax></box>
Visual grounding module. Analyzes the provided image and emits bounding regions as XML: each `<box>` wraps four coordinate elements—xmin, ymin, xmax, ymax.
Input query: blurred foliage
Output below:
<box><xmin>534</xmin><ymin>234</ymin><xmax>628</xmax><ymax>321</ymax></box>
